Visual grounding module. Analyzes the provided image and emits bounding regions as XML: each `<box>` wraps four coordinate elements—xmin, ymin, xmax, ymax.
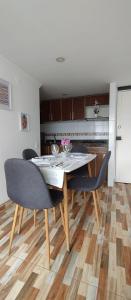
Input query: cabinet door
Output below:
<box><xmin>85</xmin><ymin>96</ymin><xmax>95</xmax><ymax>106</ymax></box>
<box><xmin>72</xmin><ymin>98</ymin><xmax>85</xmax><ymax>120</ymax></box>
<box><xmin>95</xmin><ymin>153</ymin><xmax>105</xmax><ymax>176</ymax></box>
<box><xmin>61</xmin><ymin>99</ymin><xmax>72</xmax><ymax>120</ymax></box>
<box><xmin>50</xmin><ymin>99</ymin><xmax>61</xmax><ymax>121</ymax></box>
<box><xmin>40</xmin><ymin>101</ymin><xmax>51</xmax><ymax>123</ymax></box>
<box><xmin>96</xmin><ymin>94</ymin><xmax>109</xmax><ymax>105</ymax></box>
<box><xmin>85</xmin><ymin>94</ymin><xmax>109</xmax><ymax>106</ymax></box>
<box><xmin>41</xmin><ymin>145</ymin><xmax>51</xmax><ymax>155</ymax></box>
<box><xmin>88</xmin><ymin>158</ymin><xmax>96</xmax><ymax>176</ymax></box>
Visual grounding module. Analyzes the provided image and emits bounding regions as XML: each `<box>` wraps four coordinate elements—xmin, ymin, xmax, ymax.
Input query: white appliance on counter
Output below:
<box><xmin>85</xmin><ymin>105</ymin><xmax>109</xmax><ymax>120</ymax></box>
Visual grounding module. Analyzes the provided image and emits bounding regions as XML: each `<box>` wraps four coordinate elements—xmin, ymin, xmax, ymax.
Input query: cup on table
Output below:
<box><xmin>51</xmin><ymin>144</ymin><xmax>59</xmax><ymax>156</ymax></box>
<box><xmin>63</xmin><ymin>143</ymin><xmax>72</xmax><ymax>153</ymax></box>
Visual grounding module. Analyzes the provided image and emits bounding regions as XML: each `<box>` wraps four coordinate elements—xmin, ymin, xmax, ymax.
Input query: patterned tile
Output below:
<box><xmin>0</xmin><ymin>184</ymin><xmax>131</xmax><ymax>299</ymax></box>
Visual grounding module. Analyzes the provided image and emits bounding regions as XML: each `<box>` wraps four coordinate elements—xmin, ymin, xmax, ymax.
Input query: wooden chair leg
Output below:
<box><xmin>92</xmin><ymin>191</ymin><xmax>99</xmax><ymax>227</ymax></box>
<box><xmin>44</xmin><ymin>209</ymin><xmax>50</xmax><ymax>269</ymax></box>
<box><xmin>71</xmin><ymin>190</ymin><xmax>75</xmax><ymax>208</ymax></box>
<box><xmin>59</xmin><ymin>202</ymin><xmax>65</xmax><ymax>232</ymax></box>
<box><xmin>96</xmin><ymin>190</ymin><xmax>101</xmax><ymax>215</ymax></box>
<box><xmin>84</xmin><ymin>191</ymin><xmax>86</xmax><ymax>201</ymax></box>
<box><xmin>52</xmin><ymin>207</ymin><xmax>56</xmax><ymax>222</ymax></box>
<box><xmin>34</xmin><ymin>210</ymin><xmax>37</xmax><ymax>227</ymax></box>
<box><xmin>18</xmin><ymin>207</ymin><xmax>24</xmax><ymax>234</ymax></box>
<box><xmin>9</xmin><ymin>204</ymin><xmax>19</xmax><ymax>254</ymax></box>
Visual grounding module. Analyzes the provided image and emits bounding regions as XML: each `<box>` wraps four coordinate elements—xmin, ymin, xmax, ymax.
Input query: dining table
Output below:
<box><xmin>31</xmin><ymin>152</ymin><xmax>96</xmax><ymax>252</ymax></box>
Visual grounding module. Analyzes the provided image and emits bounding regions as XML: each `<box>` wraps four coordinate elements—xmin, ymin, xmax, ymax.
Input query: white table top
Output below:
<box><xmin>31</xmin><ymin>153</ymin><xmax>96</xmax><ymax>188</ymax></box>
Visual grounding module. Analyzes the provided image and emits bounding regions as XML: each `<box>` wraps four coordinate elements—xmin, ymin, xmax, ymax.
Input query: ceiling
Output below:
<box><xmin>0</xmin><ymin>0</ymin><xmax>131</xmax><ymax>99</ymax></box>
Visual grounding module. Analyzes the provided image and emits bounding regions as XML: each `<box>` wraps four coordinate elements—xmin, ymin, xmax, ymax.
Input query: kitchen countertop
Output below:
<box><xmin>43</xmin><ymin>140</ymin><xmax>108</xmax><ymax>147</ymax></box>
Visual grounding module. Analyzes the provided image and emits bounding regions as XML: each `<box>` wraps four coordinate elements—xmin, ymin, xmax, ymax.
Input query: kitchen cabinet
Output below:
<box><xmin>89</xmin><ymin>153</ymin><xmax>105</xmax><ymax>177</ymax></box>
<box><xmin>71</xmin><ymin>142</ymin><xmax>107</xmax><ymax>177</ymax></box>
<box><xmin>61</xmin><ymin>98</ymin><xmax>72</xmax><ymax>120</ymax></box>
<box><xmin>40</xmin><ymin>99</ymin><xmax>61</xmax><ymax>123</ymax></box>
<box><xmin>40</xmin><ymin>101</ymin><xmax>51</xmax><ymax>123</ymax></box>
<box><xmin>50</xmin><ymin>99</ymin><xmax>61</xmax><ymax>121</ymax></box>
<box><xmin>86</xmin><ymin>145</ymin><xmax>107</xmax><ymax>177</ymax></box>
<box><xmin>41</xmin><ymin>144</ymin><xmax>51</xmax><ymax>155</ymax></box>
<box><xmin>40</xmin><ymin>94</ymin><xmax>109</xmax><ymax>123</ymax></box>
<box><xmin>85</xmin><ymin>94</ymin><xmax>109</xmax><ymax>106</ymax></box>
<box><xmin>72</xmin><ymin>98</ymin><xmax>85</xmax><ymax>120</ymax></box>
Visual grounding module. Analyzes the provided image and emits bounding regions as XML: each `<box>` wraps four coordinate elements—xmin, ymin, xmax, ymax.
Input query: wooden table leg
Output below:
<box><xmin>63</xmin><ymin>173</ymin><xmax>70</xmax><ymax>252</ymax></box>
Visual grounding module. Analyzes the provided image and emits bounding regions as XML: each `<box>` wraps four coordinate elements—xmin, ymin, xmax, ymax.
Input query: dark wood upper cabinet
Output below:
<box><xmin>40</xmin><ymin>100</ymin><xmax>51</xmax><ymax>123</ymax></box>
<box><xmin>85</xmin><ymin>94</ymin><xmax>109</xmax><ymax>106</ymax></box>
<box><xmin>40</xmin><ymin>93</ymin><xmax>109</xmax><ymax>123</ymax></box>
<box><xmin>61</xmin><ymin>98</ymin><xmax>72</xmax><ymax>120</ymax></box>
<box><xmin>85</xmin><ymin>96</ymin><xmax>95</xmax><ymax>106</ymax></box>
<box><xmin>50</xmin><ymin>99</ymin><xmax>61</xmax><ymax>121</ymax></box>
<box><xmin>95</xmin><ymin>94</ymin><xmax>109</xmax><ymax>105</ymax></box>
<box><xmin>72</xmin><ymin>98</ymin><xmax>85</xmax><ymax>120</ymax></box>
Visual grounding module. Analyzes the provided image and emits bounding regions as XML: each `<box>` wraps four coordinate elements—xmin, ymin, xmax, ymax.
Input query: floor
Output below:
<box><xmin>0</xmin><ymin>183</ymin><xmax>131</xmax><ymax>300</ymax></box>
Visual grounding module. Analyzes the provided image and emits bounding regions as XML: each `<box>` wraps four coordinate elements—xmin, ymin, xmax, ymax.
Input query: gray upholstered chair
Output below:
<box><xmin>22</xmin><ymin>148</ymin><xmax>39</xmax><ymax>225</ymax></box>
<box><xmin>22</xmin><ymin>148</ymin><xmax>38</xmax><ymax>160</ymax></box>
<box><xmin>70</xmin><ymin>144</ymin><xmax>88</xmax><ymax>206</ymax></box>
<box><xmin>68</xmin><ymin>151</ymin><xmax>111</xmax><ymax>226</ymax></box>
<box><xmin>4</xmin><ymin>158</ymin><xmax>65</xmax><ymax>269</ymax></box>
<box><xmin>70</xmin><ymin>144</ymin><xmax>88</xmax><ymax>177</ymax></box>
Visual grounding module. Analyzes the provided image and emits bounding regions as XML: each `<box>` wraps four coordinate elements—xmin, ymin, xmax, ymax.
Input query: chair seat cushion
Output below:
<box><xmin>49</xmin><ymin>189</ymin><xmax>63</xmax><ymax>207</ymax></box>
<box><xmin>68</xmin><ymin>176</ymin><xmax>97</xmax><ymax>192</ymax></box>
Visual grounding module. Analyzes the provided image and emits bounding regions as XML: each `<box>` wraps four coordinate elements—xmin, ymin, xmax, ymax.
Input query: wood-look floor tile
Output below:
<box><xmin>0</xmin><ymin>184</ymin><xmax>131</xmax><ymax>299</ymax></box>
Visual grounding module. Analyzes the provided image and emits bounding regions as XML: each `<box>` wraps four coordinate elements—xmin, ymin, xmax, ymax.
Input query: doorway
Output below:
<box><xmin>116</xmin><ymin>90</ymin><xmax>131</xmax><ymax>183</ymax></box>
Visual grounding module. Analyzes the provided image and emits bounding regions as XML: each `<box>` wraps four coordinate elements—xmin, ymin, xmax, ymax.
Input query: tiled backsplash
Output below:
<box><xmin>41</xmin><ymin>120</ymin><xmax>109</xmax><ymax>141</ymax></box>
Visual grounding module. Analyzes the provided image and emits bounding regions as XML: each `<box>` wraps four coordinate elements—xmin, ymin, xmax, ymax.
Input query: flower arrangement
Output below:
<box><xmin>61</xmin><ymin>138</ymin><xmax>72</xmax><ymax>153</ymax></box>
<box><xmin>61</xmin><ymin>138</ymin><xmax>70</xmax><ymax>146</ymax></box>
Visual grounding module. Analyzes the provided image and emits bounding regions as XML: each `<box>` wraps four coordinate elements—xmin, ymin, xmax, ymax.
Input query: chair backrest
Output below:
<box><xmin>22</xmin><ymin>149</ymin><xmax>38</xmax><ymax>160</ymax></box>
<box><xmin>96</xmin><ymin>151</ymin><xmax>111</xmax><ymax>188</ymax></box>
<box><xmin>4</xmin><ymin>158</ymin><xmax>53</xmax><ymax>210</ymax></box>
<box><xmin>71</xmin><ymin>144</ymin><xmax>87</xmax><ymax>153</ymax></box>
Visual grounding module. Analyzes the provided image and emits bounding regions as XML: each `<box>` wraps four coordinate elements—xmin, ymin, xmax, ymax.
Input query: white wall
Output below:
<box><xmin>0</xmin><ymin>55</ymin><xmax>40</xmax><ymax>204</ymax></box>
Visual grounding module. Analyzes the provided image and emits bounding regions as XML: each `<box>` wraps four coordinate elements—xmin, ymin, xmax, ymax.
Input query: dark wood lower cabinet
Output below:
<box><xmin>87</xmin><ymin>146</ymin><xmax>107</xmax><ymax>177</ymax></box>
<box><xmin>41</xmin><ymin>145</ymin><xmax>51</xmax><ymax>155</ymax></box>
<box><xmin>89</xmin><ymin>153</ymin><xmax>105</xmax><ymax>177</ymax></box>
